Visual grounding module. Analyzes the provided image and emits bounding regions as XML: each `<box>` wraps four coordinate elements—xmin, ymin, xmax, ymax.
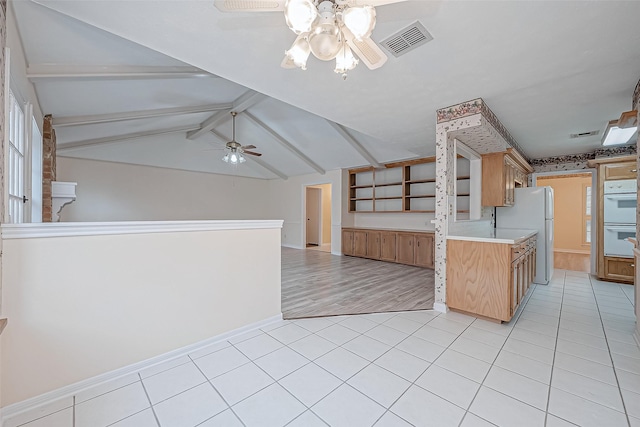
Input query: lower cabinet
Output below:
<box><xmin>342</xmin><ymin>228</ymin><xmax>434</xmax><ymax>269</ymax></box>
<box><xmin>447</xmin><ymin>235</ymin><xmax>537</xmax><ymax>322</ymax></box>
<box><xmin>604</xmin><ymin>256</ymin><xmax>634</xmax><ymax>283</ymax></box>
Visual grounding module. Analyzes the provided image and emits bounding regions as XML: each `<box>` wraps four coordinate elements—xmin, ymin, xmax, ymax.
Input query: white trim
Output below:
<box><xmin>1</xmin><ymin>219</ymin><xmax>284</xmax><ymax>239</ymax></box>
<box><xmin>281</xmin><ymin>243</ymin><xmax>303</xmax><ymax>250</ymax></box>
<box><xmin>1</xmin><ymin>314</ymin><xmax>283</xmax><ymax>422</ymax></box>
<box><xmin>433</xmin><ymin>302</ymin><xmax>448</xmax><ymax>313</ymax></box>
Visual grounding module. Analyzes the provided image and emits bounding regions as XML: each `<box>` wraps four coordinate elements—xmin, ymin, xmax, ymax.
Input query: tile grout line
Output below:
<box><xmin>187</xmin><ymin>354</ymin><xmax>248</xmax><ymax>427</ymax></box>
<box><xmin>543</xmin><ymin>271</ymin><xmax>566</xmax><ymax>426</ymax></box>
<box><xmin>137</xmin><ymin>373</ymin><xmax>161</xmax><ymax>427</ymax></box>
<box><xmin>588</xmin><ymin>276</ymin><xmax>632</xmax><ymax>427</ymax></box>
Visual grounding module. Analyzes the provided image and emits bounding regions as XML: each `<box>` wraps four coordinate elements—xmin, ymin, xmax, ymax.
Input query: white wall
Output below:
<box><xmin>269</xmin><ymin>170</ymin><xmax>343</xmax><ymax>254</ymax></box>
<box><xmin>353</xmin><ymin>212</ymin><xmax>435</xmax><ymax>231</ymax></box>
<box><xmin>57</xmin><ymin>157</ymin><xmax>272</xmax><ymax>221</ymax></box>
<box><xmin>0</xmin><ymin>222</ymin><xmax>282</xmax><ymax>406</ymax></box>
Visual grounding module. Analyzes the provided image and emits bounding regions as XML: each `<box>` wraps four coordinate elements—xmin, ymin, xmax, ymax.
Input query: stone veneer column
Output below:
<box><xmin>42</xmin><ymin>115</ymin><xmax>56</xmax><ymax>222</ymax></box>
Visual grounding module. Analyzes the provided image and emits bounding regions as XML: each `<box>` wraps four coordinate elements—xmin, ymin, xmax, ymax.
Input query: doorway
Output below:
<box><xmin>305</xmin><ymin>184</ymin><xmax>332</xmax><ymax>253</ymax></box>
<box><xmin>535</xmin><ymin>173</ymin><xmax>593</xmax><ymax>273</ymax></box>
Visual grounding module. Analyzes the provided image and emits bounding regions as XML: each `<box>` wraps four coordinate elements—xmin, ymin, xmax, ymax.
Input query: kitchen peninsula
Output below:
<box><xmin>446</xmin><ymin>228</ymin><xmax>538</xmax><ymax>322</ymax></box>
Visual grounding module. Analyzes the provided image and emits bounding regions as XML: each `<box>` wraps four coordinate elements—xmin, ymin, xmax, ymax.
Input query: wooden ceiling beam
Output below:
<box><xmin>56</xmin><ymin>125</ymin><xmax>198</xmax><ymax>152</ymax></box>
<box><xmin>27</xmin><ymin>64</ymin><xmax>215</xmax><ymax>80</ymax></box>
<box><xmin>326</xmin><ymin>121</ymin><xmax>382</xmax><ymax>168</ymax></box>
<box><xmin>186</xmin><ymin>90</ymin><xmax>266</xmax><ymax>140</ymax></box>
<box><xmin>52</xmin><ymin>103</ymin><xmax>234</xmax><ymax>128</ymax></box>
<box><xmin>244</xmin><ymin>112</ymin><xmax>325</xmax><ymax>175</ymax></box>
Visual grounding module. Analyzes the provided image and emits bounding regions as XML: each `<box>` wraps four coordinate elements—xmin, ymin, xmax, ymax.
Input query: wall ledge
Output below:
<box><xmin>1</xmin><ymin>220</ymin><xmax>284</xmax><ymax>239</ymax></box>
<box><xmin>0</xmin><ymin>318</ymin><xmax>6</xmax><ymax>335</ymax></box>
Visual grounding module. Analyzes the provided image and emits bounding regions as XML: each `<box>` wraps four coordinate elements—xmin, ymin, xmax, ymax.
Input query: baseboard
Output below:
<box><xmin>281</xmin><ymin>244</ymin><xmax>303</xmax><ymax>250</ymax></box>
<box><xmin>433</xmin><ymin>302</ymin><xmax>448</xmax><ymax>313</ymax></box>
<box><xmin>635</xmin><ymin>329</ymin><xmax>640</xmax><ymax>349</ymax></box>
<box><xmin>1</xmin><ymin>314</ymin><xmax>283</xmax><ymax>422</ymax></box>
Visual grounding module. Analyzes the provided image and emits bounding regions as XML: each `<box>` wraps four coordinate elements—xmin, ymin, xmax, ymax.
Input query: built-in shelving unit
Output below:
<box><xmin>348</xmin><ymin>156</ymin><xmax>471</xmax><ymax>213</ymax></box>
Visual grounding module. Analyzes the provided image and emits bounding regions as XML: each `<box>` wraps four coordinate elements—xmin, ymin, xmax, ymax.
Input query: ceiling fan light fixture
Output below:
<box><xmin>342</xmin><ymin>5</ymin><xmax>376</xmax><ymax>40</ymax></box>
<box><xmin>334</xmin><ymin>43</ymin><xmax>358</xmax><ymax>77</ymax></box>
<box><xmin>284</xmin><ymin>0</ymin><xmax>318</xmax><ymax>34</ymax></box>
<box><xmin>222</xmin><ymin>149</ymin><xmax>246</xmax><ymax>165</ymax></box>
<box><xmin>309</xmin><ymin>22</ymin><xmax>341</xmax><ymax>60</ymax></box>
<box><xmin>285</xmin><ymin>36</ymin><xmax>311</xmax><ymax>69</ymax></box>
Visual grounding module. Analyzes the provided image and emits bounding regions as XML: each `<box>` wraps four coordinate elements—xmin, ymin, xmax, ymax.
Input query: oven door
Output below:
<box><xmin>604</xmin><ymin>225</ymin><xmax>636</xmax><ymax>258</ymax></box>
<box><xmin>604</xmin><ymin>193</ymin><xmax>637</xmax><ymax>224</ymax></box>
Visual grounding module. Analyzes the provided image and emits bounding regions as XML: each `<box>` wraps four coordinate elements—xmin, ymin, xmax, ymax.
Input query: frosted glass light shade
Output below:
<box><xmin>284</xmin><ymin>0</ymin><xmax>318</xmax><ymax>34</ymax></box>
<box><xmin>285</xmin><ymin>37</ymin><xmax>311</xmax><ymax>70</ymax></box>
<box><xmin>222</xmin><ymin>150</ymin><xmax>246</xmax><ymax>164</ymax></box>
<box><xmin>602</xmin><ymin>123</ymin><xmax>637</xmax><ymax>146</ymax></box>
<box><xmin>334</xmin><ymin>44</ymin><xmax>358</xmax><ymax>74</ymax></box>
<box><xmin>343</xmin><ymin>6</ymin><xmax>376</xmax><ymax>40</ymax></box>
<box><xmin>309</xmin><ymin>23</ymin><xmax>341</xmax><ymax>61</ymax></box>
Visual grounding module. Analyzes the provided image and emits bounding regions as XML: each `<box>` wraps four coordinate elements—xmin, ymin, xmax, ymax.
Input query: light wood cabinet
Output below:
<box><xmin>342</xmin><ymin>228</ymin><xmax>434</xmax><ymax>269</ymax></box>
<box><xmin>603</xmin><ymin>161</ymin><xmax>637</xmax><ymax>181</ymax></box>
<box><xmin>446</xmin><ymin>235</ymin><xmax>537</xmax><ymax>322</ymax></box>
<box><xmin>380</xmin><ymin>232</ymin><xmax>397</xmax><ymax>262</ymax></box>
<box><xmin>481</xmin><ymin>149</ymin><xmax>533</xmax><ymax>207</ymax></box>
<box><xmin>587</xmin><ymin>155</ymin><xmax>636</xmax><ymax>284</ymax></box>
<box><xmin>342</xmin><ymin>230</ymin><xmax>354</xmax><ymax>256</ymax></box>
<box><xmin>415</xmin><ymin>234</ymin><xmax>434</xmax><ymax>268</ymax></box>
<box><xmin>367</xmin><ymin>231</ymin><xmax>381</xmax><ymax>260</ymax></box>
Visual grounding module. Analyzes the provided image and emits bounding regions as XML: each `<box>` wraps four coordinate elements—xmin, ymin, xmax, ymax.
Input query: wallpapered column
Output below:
<box><xmin>42</xmin><ymin>115</ymin><xmax>56</xmax><ymax>222</ymax></box>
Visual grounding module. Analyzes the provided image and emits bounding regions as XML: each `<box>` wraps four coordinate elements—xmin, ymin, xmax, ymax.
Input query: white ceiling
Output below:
<box><xmin>10</xmin><ymin>0</ymin><xmax>640</xmax><ymax>180</ymax></box>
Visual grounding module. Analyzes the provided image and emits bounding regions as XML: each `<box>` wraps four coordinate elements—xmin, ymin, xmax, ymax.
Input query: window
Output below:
<box><xmin>583</xmin><ymin>184</ymin><xmax>592</xmax><ymax>245</ymax></box>
<box><xmin>7</xmin><ymin>90</ymin><xmax>26</xmax><ymax>224</ymax></box>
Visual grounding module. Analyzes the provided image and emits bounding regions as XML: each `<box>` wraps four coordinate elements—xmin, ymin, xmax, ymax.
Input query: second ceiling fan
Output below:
<box><xmin>222</xmin><ymin>112</ymin><xmax>262</xmax><ymax>165</ymax></box>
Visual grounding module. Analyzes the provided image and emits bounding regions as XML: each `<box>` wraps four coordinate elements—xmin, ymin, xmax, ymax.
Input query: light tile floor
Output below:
<box><xmin>6</xmin><ymin>270</ymin><xmax>640</xmax><ymax>427</ymax></box>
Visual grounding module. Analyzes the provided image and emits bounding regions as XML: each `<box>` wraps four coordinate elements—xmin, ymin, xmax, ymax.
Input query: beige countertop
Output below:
<box><xmin>447</xmin><ymin>228</ymin><xmax>537</xmax><ymax>244</ymax></box>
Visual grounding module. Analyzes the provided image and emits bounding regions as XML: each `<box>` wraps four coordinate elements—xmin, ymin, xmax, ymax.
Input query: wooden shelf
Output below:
<box><xmin>350</xmin><ymin>184</ymin><xmax>374</xmax><ymax>189</ymax></box>
<box><xmin>457</xmin><ymin>176</ymin><xmax>471</xmax><ymax>180</ymax></box>
<box><xmin>375</xmin><ymin>182</ymin><xmax>403</xmax><ymax>188</ymax></box>
<box><xmin>406</xmin><ymin>195</ymin><xmax>435</xmax><ymax>199</ymax></box>
<box><xmin>376</xmin><ymin>196</ymin><xmax>403</xmax><ymax>200</ymax></box>
<box><xmin>351</xmin><ymin>197</ymin><xmax>374</xmax><ymax>201</ymax></box>
<box><xmin>406</xmin><ymin>178</ymin><xmax>436</xmax><ymax>184</ymax></box>
<box><xmin>374</xmin><ymin>210</ymin><xmax>404</xmax><ymax>213</ymax></box>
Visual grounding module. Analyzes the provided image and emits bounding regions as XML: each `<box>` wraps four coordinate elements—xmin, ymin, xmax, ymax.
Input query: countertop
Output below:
<box><xmin>447</xmin><ymin>228</ymin><xmax>537</xmax><ymax>244</ymax></box>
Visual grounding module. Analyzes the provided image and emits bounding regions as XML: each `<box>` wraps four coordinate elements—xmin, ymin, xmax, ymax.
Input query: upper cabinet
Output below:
<box><xmin>481</xmin><ymin>149</ymin><xmax>533</xmax><ymax>207</ymax></box>
<box><xmin>348</xmin><ymin>156</ymin><xmax>470</xmax><ymax>214</ymax></box>
<box><xmin>603</xmin><ymin>161</ymin><xmax>637</xmax><ymax>181</ymax></box>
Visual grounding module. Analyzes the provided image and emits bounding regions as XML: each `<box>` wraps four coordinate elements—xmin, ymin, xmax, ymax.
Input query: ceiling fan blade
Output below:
<box><xmin>345</xmin><ymin>0</ymin><xmax>408</xmax><ymax>6</ymax></box>
<box><xmin>242</xmin><ymin>144</ymin><xmax>257</xmax><ymax>150</ymax></box>
<box><xmin>243</xmin><ymin>150</ymin><xmax>263</xmax><ymax>157</ymax></box>
<box><xmin>343</xmin><ymin>28</ymin><xmax>388</xmax><ymax>70</ymax></box>
<box><xmin>214</xmin><ymin>0</ymin><xmax>285</xmax><ymax>12</ymax></box>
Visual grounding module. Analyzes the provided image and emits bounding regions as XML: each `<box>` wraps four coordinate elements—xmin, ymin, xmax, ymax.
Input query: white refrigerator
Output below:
<box><xmin>496</xmin><ymin>187</ymin><xmax>554</xmax><ymax>285</ymax></box>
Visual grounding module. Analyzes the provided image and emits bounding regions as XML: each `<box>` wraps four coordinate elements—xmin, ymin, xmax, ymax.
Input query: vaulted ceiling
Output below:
<box><xmin>10</xmin><ymin>0</ymin><xmax>640</xmax><ymax>180</ymax></box>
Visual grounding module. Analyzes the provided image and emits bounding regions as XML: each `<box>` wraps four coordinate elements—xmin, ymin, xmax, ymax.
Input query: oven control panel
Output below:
<box><xmin>604</xmin><ymin>179</ymin><xmax>637</xmax><ymax>194</ymax></box>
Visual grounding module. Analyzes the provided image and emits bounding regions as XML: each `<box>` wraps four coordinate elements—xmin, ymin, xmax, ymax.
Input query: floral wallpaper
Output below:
<box><xmin>437</xmin><ymin>98</ymin><xmax>530</xmax><ymax>162</ymax></box>
<box><xmin>633</xmin><ymin>77</ymin><xmax>640</xmax><ymax>111</ymax></box>
<box><xmin>530</xmin><ymin>145</ymin><xmax>637</xmax><ymax>173</ymax></box>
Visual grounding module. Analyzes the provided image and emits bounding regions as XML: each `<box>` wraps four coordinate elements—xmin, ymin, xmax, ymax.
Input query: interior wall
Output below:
<box><xmin>538</xmin><ymin>174</ymin><xmax>592</xmax><ymax>253</ymax></box>
<box><xmin>354</xmin><ymin>212</ymin><xmax>434</xmax><ymax>230</ymax></box>
<box><xmin>268</xmin><ymin>170</ymin><xmax>342</xmax><ymax>254</ymax></box>
<box><xmin>57</xmin><ymin>157</ymin><xmax>272</xmax><ymax>221</ymax></box>
<box><xmin>1</xmin><ymin>226</ymin><xmax>281</xmax><ymax>406</ymax></box>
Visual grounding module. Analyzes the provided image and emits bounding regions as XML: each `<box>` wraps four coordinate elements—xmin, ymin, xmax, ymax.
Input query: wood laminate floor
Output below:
<box><xmin>281</xmin><ymin>247</ymin><xmax>434</xmax><ymax>319</ymax></box>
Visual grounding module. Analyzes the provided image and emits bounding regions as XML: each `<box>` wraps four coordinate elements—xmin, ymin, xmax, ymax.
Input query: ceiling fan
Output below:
<box><xmin>213</xmin><ymin>0</ymin><xmax>408</xmax><ymax>78</ymax></box>
<box><xmin>222</xmin><ymin>112</ymin><xmax>262</xmax><ymax>165</ymax></box>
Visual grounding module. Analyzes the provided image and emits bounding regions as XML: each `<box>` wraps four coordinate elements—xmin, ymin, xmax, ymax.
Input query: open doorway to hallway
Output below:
<box><xmin>305</xmin><ymin>184</ymin><xmax>331</xmax><ymax>253</ymax></box>
<box><xmin>536</xmin><ymin>173</ymin><xmax>593</xmax><ymax>273</ymax></box>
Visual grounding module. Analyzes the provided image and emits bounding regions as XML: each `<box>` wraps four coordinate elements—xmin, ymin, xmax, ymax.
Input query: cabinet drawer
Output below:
<box><xmin>604</xmin><ymin>256</ymin><xmax>635</xmax><ymax>283</ymax></box>
<box><xmin>604</xmin><ymin>162</ymin><xmax>637</xmax><ymax>180</ymax></box>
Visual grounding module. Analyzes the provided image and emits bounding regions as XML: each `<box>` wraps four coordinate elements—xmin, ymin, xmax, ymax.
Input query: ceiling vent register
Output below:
<box><xmin>569</xmin><ymin>130</ymin><xmax>600</xmax><ymax>139</ymax></box>
<box><xmin>380</xmin><ymin>21</ymin><xmax>433</xmax><ymax>58</ymax></box>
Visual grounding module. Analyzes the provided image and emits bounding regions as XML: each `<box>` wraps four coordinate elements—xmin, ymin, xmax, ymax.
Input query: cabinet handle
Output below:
<box><xmin>417</xmin><ymin>241</ymin><xmax>420</xmax><ymax>247</ymax></box>
<box><xmin>632</xmin><ymin>169</ymin><xmax>638</xmax><ymax>173</ymax></box>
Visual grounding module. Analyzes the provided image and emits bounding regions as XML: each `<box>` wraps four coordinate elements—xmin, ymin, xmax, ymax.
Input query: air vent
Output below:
<box><xmin>570</xmin><ymin>130</ymin><xmax>600</xmax><ymax>139</ymax></box>
<box><xmin>380</xmin><ymin>21</ymin><xmax>433</xmax><ymax>58</ymax></box>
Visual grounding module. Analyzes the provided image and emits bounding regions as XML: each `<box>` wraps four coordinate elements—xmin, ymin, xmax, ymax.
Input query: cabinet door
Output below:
<box><xmin>604</xmin><ymin>256</ymin><xmax>634</xmax><ymax>283</ymax></box>
<box><xmin>511</xmin><ymin>260</ymin><xmax>519</xmax><ymax>316</ymax></box>
<box><xmin>604</xmin><ymin>162</ymin><xmax>637</xmax><ymax>180</ymax></box>
<box><xmin>397</xmin><ymin>234</ymin><xmax>415</xmax><ymax>265</ymax></box>
<box><xmin>504</xmin><ymin>161</ymin><xmax>515</xmax><ymax>206</ymax></box>
<box><xmin>415</xmin><ymin>234</ymin><xmax>434</xmax><ymax>268</ymax></box>
<box><xmin>380</xmin><ymin>232</ymin><xmax>397</xmax><ymax>261</ymax></box>
<box><xmin>367</xmin><ymin>231</ymin><xmax>381</xmax><ymax>260</ymax></box>
<box><xmin>354</xmin><ymin>231</ymin><xmax>368</xmax><ymax>257</ymax></box>
<box><xmin>342</xmin><ymin>230</ymin><xmax>354</xmax><ymax>256</ymax></box>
